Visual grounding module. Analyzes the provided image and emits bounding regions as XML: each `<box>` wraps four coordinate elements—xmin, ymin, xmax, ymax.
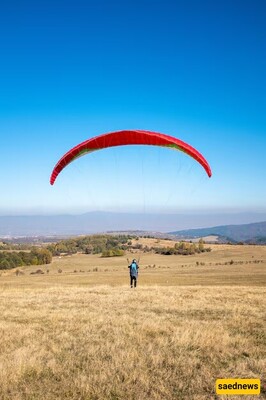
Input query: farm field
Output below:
<box><xmin>0</xmin><ymin>243</ymin><xmax>265</xmax><ymax>399</ymax></box>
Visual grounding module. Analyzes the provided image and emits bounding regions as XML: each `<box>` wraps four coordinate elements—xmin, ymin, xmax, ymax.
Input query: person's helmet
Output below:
<box><xmin>133</xmin><ymin>259</ymin><xmax>136</xmax><ymax>263</ymax></box>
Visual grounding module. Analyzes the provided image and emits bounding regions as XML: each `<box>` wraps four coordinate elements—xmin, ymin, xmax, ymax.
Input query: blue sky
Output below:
<box><xmin>0</xmin><ymin>0</ymin><xmax>265</xmax><ymax>218</ymax></box>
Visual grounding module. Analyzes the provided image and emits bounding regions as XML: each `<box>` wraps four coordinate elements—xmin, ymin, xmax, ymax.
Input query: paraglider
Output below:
<box><xmin>50</xmin><ymin>130</ymin><xmax>212</xmax><ymax>185</ymax></box>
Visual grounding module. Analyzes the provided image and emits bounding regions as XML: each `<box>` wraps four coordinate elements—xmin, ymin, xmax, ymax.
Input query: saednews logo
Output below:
<box><xmin>216</xmin><ymin>379</ymin><xmax>260</xmax><ymax>395</ymax></box>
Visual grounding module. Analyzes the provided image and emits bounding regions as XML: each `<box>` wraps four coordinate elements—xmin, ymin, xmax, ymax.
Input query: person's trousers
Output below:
<box><xmin>130</xmin><ymin>276</ymin><xmax>137</xmax><ymax>287</ymax></box>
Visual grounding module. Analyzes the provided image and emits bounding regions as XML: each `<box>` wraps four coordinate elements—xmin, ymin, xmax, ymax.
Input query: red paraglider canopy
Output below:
<box><xmin>50</xmin><ymin>130</ymin><xmax>212</xmax><ymax>185</ymax></box>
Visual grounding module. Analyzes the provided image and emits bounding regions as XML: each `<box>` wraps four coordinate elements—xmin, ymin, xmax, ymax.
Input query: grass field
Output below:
<box><xmin>0</xmin><ymin>243</ymin><xmax>265</xmax><ymax>399</ymax></box>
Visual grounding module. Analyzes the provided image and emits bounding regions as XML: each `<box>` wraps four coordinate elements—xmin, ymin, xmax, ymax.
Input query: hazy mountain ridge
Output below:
<box><xmin>170</xmin><ymin>221</ymin><xmax>266</xmax><ymax>244</ymax></box>
<box><xmin>0</xmin><ymin>212</ymin><xmax>266</xmax><ymax>241</ymax></box>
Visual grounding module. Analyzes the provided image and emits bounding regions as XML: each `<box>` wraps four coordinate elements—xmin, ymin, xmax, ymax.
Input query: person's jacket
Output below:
<box><xmin>128</xmin><ymin>262</ymin><xmax>138</xmax><ymax>277</ymax></box>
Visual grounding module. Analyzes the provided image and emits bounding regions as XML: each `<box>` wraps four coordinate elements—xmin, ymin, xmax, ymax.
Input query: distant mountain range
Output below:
<box><xmin>170</xmin><ymin>221</ymin><xmax>266</xmax><ymax>244</ymax></box>
<box><xmin>0</xmin><ymin>212</ymin><xmax>266</xmax><ymax>243</ymax></box>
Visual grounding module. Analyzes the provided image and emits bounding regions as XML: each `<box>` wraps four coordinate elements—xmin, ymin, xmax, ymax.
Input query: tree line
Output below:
<box><xmin>152</xmin><ymin>239</ymin><xmax>211</xmax><ymax>255</ymax></box>
<box><xmin>0</xmin><ymin>248</ymin><xmax>52</xmax><ymax>270</ymax></box>
<box><xmin>46</xmin><ymin>235</ymin><xmax>133</xmax><ymax>257</ymax></box>
<box><xmin>0</xmin><ymin>235</ymin><xmax>212</xmax><ymax>270</ymax></box>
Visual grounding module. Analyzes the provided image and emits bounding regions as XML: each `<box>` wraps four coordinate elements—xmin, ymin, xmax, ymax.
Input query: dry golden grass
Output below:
<box><xmin>0</xmin><ymin>244</ymin><xmax>265</xmax><ymax>399</ymax></box>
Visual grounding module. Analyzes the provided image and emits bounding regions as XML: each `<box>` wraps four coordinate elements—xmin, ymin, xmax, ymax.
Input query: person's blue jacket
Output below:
<box><xmin>128</xmin><ymin>261</ymin><xmax>138</xmax><ymax>277</ymax></box>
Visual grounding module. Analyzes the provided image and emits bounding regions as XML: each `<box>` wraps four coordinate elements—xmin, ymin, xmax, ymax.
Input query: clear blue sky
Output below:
<box><xmin>0</xmin><ymin>0</ymin><xmax>265</xmax><ymax>217</ymax></box>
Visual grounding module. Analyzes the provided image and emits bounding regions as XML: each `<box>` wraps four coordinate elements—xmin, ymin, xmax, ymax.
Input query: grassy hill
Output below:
<box><xmin>170</xmin><ymin>221</ymin><xmax>266</xmax><ymax>244</ymax></box>
<box><xmin>0</xmin><ymin>243</ymin><xmax>265</xmax><ymax>399</ymax></box>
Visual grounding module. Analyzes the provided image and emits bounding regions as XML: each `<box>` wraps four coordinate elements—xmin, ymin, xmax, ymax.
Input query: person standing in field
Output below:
<box><xmin>128</xmin><ymin>259</ymin><xmax>139</xmax><ymax>288</ymax></box>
